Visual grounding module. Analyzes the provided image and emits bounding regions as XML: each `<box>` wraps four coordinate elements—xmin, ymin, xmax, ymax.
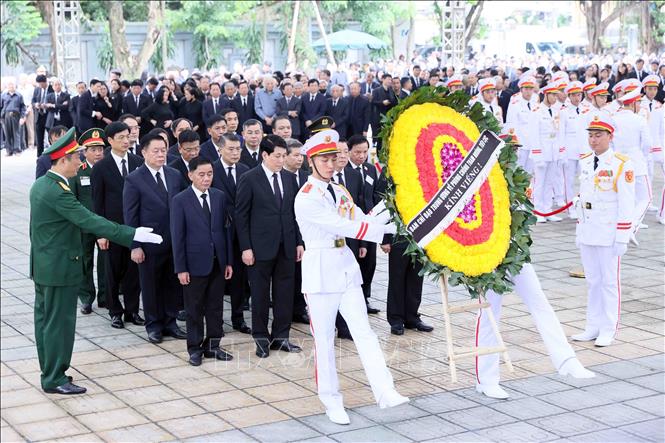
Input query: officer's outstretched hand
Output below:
<box><xmin>370</xmin><ymin>201</ymin><xmax>391</xmax><ymax>225</ymax></box>
<box><xmin>612</xmin><ymin>242</ymin><xmax>627</xmax><ymax>257</ymax></box>
<box><xmin>134</xmin><ymin>227</ymin><xmax>163</xmax><ymax>244</ymax></box>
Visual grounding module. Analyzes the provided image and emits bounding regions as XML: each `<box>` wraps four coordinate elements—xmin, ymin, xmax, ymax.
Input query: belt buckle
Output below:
<box><xmin>334</xmin><ymin>238</ymin><xmax>345</xmax><ymax>248</ymax></box>
<box><xmin>585</xmin><ymin>202</ymin><xmax>592</xmax><ymax>210</ymax></box>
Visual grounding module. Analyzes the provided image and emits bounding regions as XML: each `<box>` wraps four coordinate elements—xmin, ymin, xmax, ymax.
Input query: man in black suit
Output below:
<box><xmin>399</xmin><ymin>77</ymin><xmax>412</xmax><ymax>99</ymax></box>
<box><xmin>168</xmin><ymin>129</ymin><xmax>200</xmax><ymax>185</ymax></box>
<box><xmin>69</xmin><ymin>81</ymin><xmax>86</xmax><ymax>130</ymax></box>
<box><xmin>465</xmin><ymin>72</ymin><xmax>479</xmax><ymax>96</ymax></box>
<box><xmin>202</xmin><ymin>82</ymin><xmax>224</xmax><ymax>131</ymax></box>
<box><xmin>410</xmin><ymin>65</ymin><xmax>424</xmax><ymax>90</ymax></box>
<box><xmin>220</xmin><ymin>80</ymin><xmax>238</xmax><ymax>109</ymax></box>
<box><xmin>345</xmin><ymin>135</ymin><xmax>381</xmax><ymax>314</ymax></box>
<box><xmin>370</xmin><ymin>74</ymin><xmax>398</xmax><ymax>150</ymax></box>
<box><xmin>91</xmin><ymin>122</ymin><xmax>144</xmax><ymax>329</ymax></box>
<box><xmin>32</xmin><ymin>75</ymin><xmax>50</xmax><ymax>155</ymax></box>
<box><xmin>347</xmin><ymin>82</ymin><xmax>371</xmax><ymax>138</ymax></box>
<box><xmin>123</xmin><ymin>133</ymin><xmax>187</xmax><ymax>344</ymax></box>
<box><xmin>496</xmin><ymin>76</ymin><xmax>512</xmax><ymax>123</ymax></box>
<box><xmin>122</xmin><ymin>79</ymin><xmax>152</xmax><ymax>138</ymax></box>
<box><xmin>275</xmin><ymin>82</ymin><xmax>302</xmax><ymax>140</ymax></box>
<box><xmin>77</xmin><ymin>79</ymin><xmax>100</xmax><ymax>136</ymax></box>
<box><xmin>118</xmin><ymin>114</ymin><xmax>142</xmax><ymax>156</ymax></box>
<box><xmin>199</xmin><ymin>115</ymin><xmax>226</xmax><ymax>162</ymax></box>
<box><xmin>632</xmin><ymin>58</ymin><xmax>648</xmax><ymax>82</ymax></box>
<box><xmin>45</xmin><ymin>79</ymin><xmax>72</xmax><ymax>130</ymax></box>
<box><xmin>301</xmin><ymin>79</ymin><xmax>328</xmax><ymax>136</ymax></box>
<box><xmin>211</xmin><ymin>133</ymin><xmax>251</xmax><ymax>334</ymax></box>
<box><xmin>326</xmin><ymin>85</ymin><xmax>350</xmax><ymax>137</ymax></box>
<box><xmin>239</xmin><ymin>119</ymin><xmax>263</xmax><ymax>168</ymax></box>
<box><xmin>361</xmin><ymin>71</ymin><xmax>380</xmax><ymax>97</ymax></box>
<box><xmin>171</xmin><ymin>156</ymin><xmax>234</xmax><ymax>366</ymax></box>
<box><xmin>235</xmin><ymin>135</ymin><xmax>304</xmax><ymax>358</ymax></box>
<box><xmin>234</xmin><ymin>81</ymin><xmax>256</xmax><ymax>129</ymax></box>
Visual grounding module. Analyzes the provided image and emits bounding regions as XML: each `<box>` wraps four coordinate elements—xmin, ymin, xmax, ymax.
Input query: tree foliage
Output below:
<box><xmin>578</xmin><ymin>1</ymin><xmax>639</xmax><ymax>54</ymax></box>
<box><xmin>1</xmin><ymin>1</ymin><xmax>45</xmax><ymax>66</ymax></box>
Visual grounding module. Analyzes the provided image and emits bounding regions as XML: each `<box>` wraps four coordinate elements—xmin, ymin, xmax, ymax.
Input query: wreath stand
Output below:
<box><xmin>438</xmin><ymin>274</ymin><xmax>514</xmax><ymax>383</ymax></box>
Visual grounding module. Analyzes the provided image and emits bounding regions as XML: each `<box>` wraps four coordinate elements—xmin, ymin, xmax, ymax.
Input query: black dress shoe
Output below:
<box><xmin>204</xmin><ymin>348</ymin><xmax>233</xmax><ymax>361</ymax></box>
<box><xmin>405</xmin><ymin>320</ymin><xmax>434</xmax><ymax>332</ymax></box>
<box><xmin>390</xmin><ymin>325</ymin><xmax>405</xmax><ymax>335</ymax></box>
<box><xmin>243</xmin><ymin>301</ymin><xmax>250</xmax><ymax>311</ymax></box>
<box><xmin>366</xmin><ymin>304</ymin><xmax>380</xmax><ymax>314</ymax></box>
<box><xmin>124</xmin><ymin>313</ymin><xmax>145</xmax><ymax>326</ymax></box>
<box><xmin>67</xmin><ymin>376</ymin><xmax>73</xmax><ymax>382</ymax></box>
<box><xmin>292</xmin><ymin>314</ymin><xmax>310</xmax><ymax>324</ymax></box>
<box><xmin>110</xmin><ymin>315</ymin><xmax>124</xmax><ymax>329</ymax></box>
<box><xmin>233</xmin><ymin>322</ymin><xmax>252</xmax><ymax>334</ymax></box>
<box><xmin>270</xmin><ymin>340</ymin><xmax>302</xmax><ymax>353</ymax></box>
<box><xmin>147</xmin><ymin>331</ymin><xmax>163</xmax><ymax>344</ymax></box>
<box><xmin>80</xmin><ymin>304</ymin><xmax>92</xmax><ymax>315</ymax></box>
<box><xmin>164</xmin><ymin>327</ymin><xmax>187</xmax><ymax>339</ymax></box>
<box><xmin>44</xmin><ymin>382</ymin><xmax>87</xmax><ymax>395</ymax></box>
<box><xmin>188</xmin><ymin>353</ymin><xmax>202</xmax><ymax>366</ymax></box>
<box><xmin>255</xmin><ymin>343</ymin><xmax>269</xmax><ymax>358</ymax></box>
<box><xmin>337</xmin><ymin>330</ymin><xmax>353</xmax><ymax>340</ymax></box>
<box><xmin>177</xmin><ymin>310</ymin><xmax>187</xmax><ymax>322</ymax></box>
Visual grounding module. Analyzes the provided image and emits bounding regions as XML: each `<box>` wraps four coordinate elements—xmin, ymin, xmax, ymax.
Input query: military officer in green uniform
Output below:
<box><xmin>69</xmin><ymin>128</ymin><xmax>107</xmax><ymax>314</ymax></box>
<box><xmin>30</xmin><ymin>127</ymin><xmax>163</xmax><ymax>395</ymax></box>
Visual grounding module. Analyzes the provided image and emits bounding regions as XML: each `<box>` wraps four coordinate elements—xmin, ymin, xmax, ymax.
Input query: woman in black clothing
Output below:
<box><xmin>178</xmin><ymin>84</ymin><xmax>206</xmax><ymax>141</ymax></box>
<box><xmin>94</xmin><ymin>82</ymin><xmax>119</xmax><ymax>126</ymax></box>
<box><xmin>142</xmin><ymin>85</ymin><xmax>175</xmax><ymax>133</ymax></box>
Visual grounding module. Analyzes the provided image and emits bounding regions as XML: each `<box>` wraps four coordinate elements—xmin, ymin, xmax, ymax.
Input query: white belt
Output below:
<box><xmin>305</xmin><ymin>239</ymin><xmax>346</xmax><ymax>249</ymax></box>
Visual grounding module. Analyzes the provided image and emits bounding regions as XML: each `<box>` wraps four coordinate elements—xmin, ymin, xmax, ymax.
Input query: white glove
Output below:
<box><xmin>383</xmin><ymin>222</ymin><xmax>397</xmax><ymax>235</ymax></box>
<box><xmin>370</xmin><ymin>201</ymin><xmax>391</xmax><ymax>225</ymax></box>
<box><xmin>612</xmin><ymin>242</ymin><xmax>627</xmax><ymax>257</ymax></box>
<box><xmin>133</xmin><ymin>227</ymin><xmax>163</xmax><ymax>244</ymax></box>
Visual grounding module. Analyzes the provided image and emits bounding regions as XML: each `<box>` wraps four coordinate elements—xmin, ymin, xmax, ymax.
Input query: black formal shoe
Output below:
<box><xmin>164</xmin><ymin>327</ymin><xmax>187</xmax><ymax>339</ymax></box>
<box><xmin>124</xmin><ymin>313</ymin><xmax>145</xmax><ymax>326</ymax></box>
<box><xmin>366</xmin><ymin>304</ymin><xmax>380</xmax><ymax>315</ymax></box>
<box><xmin>80</xmin><ymin>304</ymin><xmax>92</xmax><ymax>315</ymax></box>
<box><xmin>270</xmin><ymin>340</ymin><xmax>302</xmax><ymax>353</ymax></box>
<box><xmin>188</xmin><ymin>353</ymin><xmax>202</xmax><ymax>366</ymax></box>
<box><xmin>44</xmin><ymin>382</ymin><xmax>87</xmax><ymax>395</ymax></box>
<box><xmin>292</xmin><ymin>314</ymin><xmax>310</xmax><ymax>324</ymax></box>
<box><xmin>177</xmin><ymin>310</ymin><xmax>187</xmax><ymax>322</ymax></box>
<box><xmin>405</xmin><ymin>320</ymin><xmax>434</xmax><ymax>332</ymax></box>
<box><xmin>233</xmin><ymin>322</ymin><xmax>252</xmax><ymax>334</ymax></box>
<box><xmin>110</xmin><ymin>315</ymin><xmax>124</xmax><ymax>329</ymax></box>
<box><xmin>337</xmin><ymin>330</ymin><xmax>353</xmax><ymax>340</ymax></box>
<box><xmin>255</xmin><ymin>343</ymin><xmax>270</xmax><ymax>358</ymax></box>
<box><xmin>147</xmin><ymin>331</ymin><xmax>163</xmax><ymax>344</ymax></box>
<box><xmin>67</xmin><ymin>376</ymin><xmax>73</xmax><ymax>382</ymax></box>
<box><xmin>243</xmin><ymin>301</ymin><xmax>250</xmax><ymax>311</ymax></box>
<box><xmin>204</xmin><ymin>348</ymin><xmax>234</xmax><ymax>361</ymax></box>
<box><xmin>390</xmin><ymin>325</ymin><xmax>405</xmax><ymax>336</ymax></box>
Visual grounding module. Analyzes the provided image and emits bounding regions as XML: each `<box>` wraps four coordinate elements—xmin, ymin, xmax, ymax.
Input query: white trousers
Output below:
<box><xmin>579</xmin><ymin>245</ymin><xmax>621</xmax><ymax>339</ymax></box>
<box><xmin>634</xmin><ymin>175</ymin><xmax>652</xmax><ymax>230</ymax></box>
<box><xmin>305</xmin><ymin>285</ymin><xmax>395</xmax><ymax>411</ymax></box>
<box><xmin>518</xmin><ymin>149</ymin><xmax>533</xmax><ymax>174</ymax></box>
<box><xmin>475</xmin><ymin>264</ymin><xmax>576</xmax><ymax>386</ymax></box>
<box><xmin>562</xmin><ymin>159</ymin><xmax>579</xmax><ymax>210</ymax></box>
<box><xmin>553</xmin><ymin>161</ymin><xmax>566</xmax><ymax>206</ymax></box>
<box><xmin>533</xmin><ymin>161</ymin><xmax>557</xmax><ymax>213</ymax></box>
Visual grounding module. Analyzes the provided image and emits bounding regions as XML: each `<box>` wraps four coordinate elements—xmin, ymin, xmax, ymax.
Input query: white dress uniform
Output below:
<box><xmin>575</xmin><ymin>145</ymin><xmax>635</xmax><ymax>346</ymax></box>
<box><xmin>612</xmin><ymin>91</ymin><xmax>653</xmax><ymax>233</ymax></box>
<box><xmin>472</xmin><ymin>78</ymin><xmax>504</xmax><ymax>125</ymax></box>
<box><xmin>294</xmin><ymin>129</ymin><xmax>407</xmax><ymax>423</ymax></box>
<box><xmin>506</xmin><ymin>76</ymin><xmax>538</xmax><ymax>174</ymax></box>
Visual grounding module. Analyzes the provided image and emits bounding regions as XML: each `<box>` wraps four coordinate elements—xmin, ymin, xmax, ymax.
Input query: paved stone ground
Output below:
<box><xmin>1</xmin><ymin>149</ymin><xmax>663</xmax><ymax>442</ymax></box>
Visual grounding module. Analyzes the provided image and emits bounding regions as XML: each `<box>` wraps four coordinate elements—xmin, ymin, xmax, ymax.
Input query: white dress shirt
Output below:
<box><xmin>110</xmin><ymin>150</ymin><xmax>129</xmax><ymax>176</ymax></box>
<box><xmin>220</xmin><ymin>159</ymin><xmax>236</xmax><ymax>183</ymax></box>
<box><xmin>192</xmin><ymin>185</ymin><xmax>211</xmax><ymax>210</ymax></box>
<box><xmin>261</xmin><ymin>163</ymin><xmax>283</xmax><ymax>197</ymax></box>
<box><xmin>146</xmin><ymin>164</ymin><xmax>168</xmax><ymax>192</ymax></box>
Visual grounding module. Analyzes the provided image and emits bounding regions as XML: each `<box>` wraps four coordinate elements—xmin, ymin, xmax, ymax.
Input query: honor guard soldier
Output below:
<box><xmin>473</xmin><ymin>78</ymin><xmax>504</xmax><ymax>124</ymax></box>
<box><xmin>641</xmin><ymin>75</ymin><xmax>664</xmax><ymax>209</ymax></box>
<box><xmin>612</xmin><ymin>88</ymin><xmax>652</xmax><ymax>241</ymax></box>
<box><xmin>605</xmin><ymin>81</ymin><xmax>625</xmax><ymax>115</ymax></box>
<box><xmin>506</xmin><ymin>75</ymin><xmax>538</xmax><ymax>173</ymax></box>
<box><xmin>572</xmin><ymin>116</ymin><xmax>635</xmax><ymax>347</ymax></box>
<box><xmin>294</xmin><ymin>129</ymin><xmax>408</xmax><ymax>425</ymax></box>
<box><xmin>70</xmin><ymin>128</ymin><xmax>107</xmax><ymax>314</ymax></box>
<box><xmin>582</xmin><ymin>78</ymin><xmax>597</xmax><ymax>107</ymax></box>
<box><xmin>444</xmin><ymin>74</ymin><xmax>464</xmax><ymax>93</ymax></box>
<box><xmin>30</xmin><ymin>128</ymin><xmax>163</xmax><ymax>395</ymax></box>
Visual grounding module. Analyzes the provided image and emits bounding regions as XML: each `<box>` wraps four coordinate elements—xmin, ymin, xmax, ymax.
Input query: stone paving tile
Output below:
<box><xmin>384</xmin><ymin>415</ymin><xmax>465</xmax><ymax>441</ymax></box>
<box><xmin>159</xmin><ymin>413</ymin><xmax>234</xmax><ymax>439</ymax></box>
<box><xmin>243</xmin><ymin>419</ymin><xmax>322</xmax><ymax>443</ymax></box>
<box><xmin>554</xmin><ymin>427</ymin><xmax>652</xmax><ymax>442</ymax></box>
<box><xmin>410</xmin><ymin>391</ymin><xmax>479</xmax><ymax>414</ymax></box>
<box><xmin>624</xmin><ymin>394</ymin><xmax>665</xmax><ymax>416</ymax></box>
<box><xmin>577</xmin><ymin>403</ymin><xmax>657</xmax><ymax>428</ymax></box>
<box><xmin>618</xmin><ymin>418</ymin><xmax>665</xmax><ymax>442</ymax></box>
<box><xmin>353</xmin><ymin>403</ymin><xmax>428</xmax><ymax>425</ymax></box>
<box><xmin>487</xmin><ymin>396</ymin><xmax>567</xmax><ymax>421</ymax></box>
<box><xmin>527</xmin><ymin>412</ymin><xmax>609</xmax><ymax>437</ymax></box>
<box><xmin>474</xmin><ymin>421</ymin><xmax>559</xmax><ymax>442</ymax></box>
<box><xmin>442</xmin><ymin>406</ymin><xmax>517</xmax><ymax>431</ymax></box>
<box><xmin>581</xmin><ymin>379</ymin><xmax>658</xmax><ymax>403</ymax></box>
<box><xmin>329</xmin><ymin>425</ymin><xmax>412</xmax><ymax>442</ymax></box>
<box><xmin>298</xmin><ymin>411</ymin><xmax>376</xmax><ymax>435</ymax></box>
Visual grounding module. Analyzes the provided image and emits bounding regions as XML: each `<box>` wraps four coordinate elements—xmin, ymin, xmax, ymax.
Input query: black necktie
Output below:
<box><xmin>576</xmin><ymin>107</ymin><xmax>579</xmax><ymax>114</ymax></box>
<box><xmin>252</xmin><ymin>152</ymin><xmax>258</xmax><ymax>163</ymax></box>
<box><xmin>121</xmin><ymin>159</ymin><xmax>128</xmax><ymax>178</ymax></box>
<box><xmin>129</xmin><ymin>146</ymin><xmax>134</xmax><ymax>154</ymax></box>
<box><xmin>155</xmin><ymin>171</ymin><xmax>168</xmax><ymax>198</ymax></box>
<box><xmin>201</xmin><ymin>193</ymin><xmax>211</xmax><ymax>223</ymax></box>
<box><xmin>286</xmin><ymin>97</ymin><xmax>290</xmax><ymax>107</ymax></box>
<box><xmin>489</xmin><ymin>105</ymin><xmax>494</xmax><ymax>114</ymax></box>
<box><xmin>357</xmin><ymin>165</ymin><xmax>363</xmax><ymax>180</ymax></box>
<box><xmin>242</xmin><ymin>97</ymin><xmax>247</xmax><ymax>108</ymax></box>
<box><xmin>593</xmin><ymin>156</ymin><xmax>599</xmax><ymax>171</ymax></box>
<box><xmin>548</xmin><ymin>108</ymin><xmax>552</xmax><ymax>117</ymax></box>
<box><xmin>213</xmin><ymin>99</ymin><xmax>217</xmax><ymax>114</ymax></box>
<box><xmin>527</xmin><ymin>102</ymin><xmax>531</xmax><ymax>110</ymax></box>
<box><xmin>337</xmin><ymin>172</ymin><xmax>345</xmax><ymax>187</ymax></box>
<box><xmin>333</xmin><ymin>100</ymin><xmax>337</xmax><ymax>108</ymax></box>
<box><xmin>272</xmin><ymin>173</ymin><xmax>282</xmax><ymax>208</ymax></box>
<box><xmin>227</xmin><ymin>166</ymin><xmax>235</xmax><ymax>185</ymax></box>
<box><xmin>649</xmin><ymin>102</ymin><xmax>652</xmax><ymax>112</ymax></box>
<box><xmin>327</xmin><ymin>183</ymin><xmax>336</xmax><ymax>203</ymax></box>
<box><xmin>135</xmin><ymin>96</ymin><xmax>139</xmax><ymax>107</ymax></box>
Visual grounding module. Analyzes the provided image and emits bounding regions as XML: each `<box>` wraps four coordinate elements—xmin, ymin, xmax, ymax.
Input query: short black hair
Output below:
<box><xmin>77</xmin><ymin>81</ymin><xmax>86</xmax><ymax>87</ymax></box>
<box><xmin>48</xmin><ymin>125</ymin><xmax>67</xmax><ymax>140</ymax></box>
<box><xmin>259</xmin><ymin>134</ymin><xmax>287</xmax><ymax>156</ymax></box>
<box><xmin>120</xmin><ymin>79</ymin><xmax>131</xmax><ymax>88</ymax></box>
<box><xmin>382</xmin><ymin>73</ymin><xmax>392</xmax><ymax>80</ymax></box>
<box><xmin>243</xmin><ymin>118</ymin><xmax>262</xmax><ymax>131</ymax></box>
<box><xmin>636</xmin><ymin>58</ymin><xmax>644</xmax><ymax>64</ymax></box>
<box><xmin>273</xmin><ymin>115</ymin><xmax>290</xmax><ymax>126</ymax></box>
<box><xmin>413</xmin><ymin>64</ymin><xmax>421</xmax><ymax>70</ymax></box>
<box><xmin>348</xmin><ymin>134</ymin><xmax>369</xmax><ymax>150</ymax></box>
<box><xmin>308</xmin><ymin>79</ymin><xmax>319</xmax><ymax>86</ymax></box>
<box><xmin>207</xmin><ymin>114</ymin><xmax>227</xmax><ymax>127</ymax></box>
<box><xmin>90</xmin><ymin>78</ymin><xmax>101</xmax><ymax>86</ymax></box>
<box><xmin>223</xmin><ymin>133</ymin><xmax>241</xmax><ymax>144</ymax></box>
<box><xmin>147</xmin><ymin>77</ymin><xmax>159</xmax><ymax>86</ymax></box>
<box><xmin>210</xmin><ymin>82</ymin><xmax>222</xmax><ymax>91</ymax></box>
<box><xmin>187</xmin><ymin>156</ymin><xmax>211</xmax><ymax>172</ymax></box>
<box><xmin>131</xmin><ymin>79</ymin><xmax>143</xmax><ymax>87</ymax></box>
<box><xmin>171</xmin><ymin>118</ymin><xmax>192</xmax><ymax>132</ymax></box>
<box><xmin>400</xmin><ymin>77</ymin><xmax>411</xmax><ymax>87</ymax></box>
<box><xmin>118</xmin><ymin>113</ymin><xmax>138</xmax><ymax>124</ymax></box>
<box><xmin>178</xmin><ymin>129</ymin><xmax>200</xmax><ymax>145</ymax></box>
<box><xmin>36</xmin><ymin>75</ymin><xmax>47</xmax><ymax>83</ymax></box>
<box><xmin>140</xmin><ymin>132</ymin><xmax>167</xmax><ymax>150</ymax></box>
<box><xmin>221</xmin><ymin>108</ymin><xmax>237</xmax><ymax>118</ymax></box>
<box><xmin>105</xmin><ymin>121</ymin><xmax>130</xmax><ymax>139</ymax></box>
<box><xmin>322</xmin><ymin>69</ymin><xmax>331</xmax><ymax>77</ymax></box>
<box><xmin>429</xmin><ymin>69</ymin><xmax>440</xmax><ymax>78</ymax></box>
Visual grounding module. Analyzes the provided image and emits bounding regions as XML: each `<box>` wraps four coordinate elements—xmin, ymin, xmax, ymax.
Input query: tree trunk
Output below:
<box><xmin>36</xmin><ymin>1</ymin><xmax>57</xmax><ymax>75</ymax></box>
<box><xmin>261</xmin><ymin>4</ymin><xmax>268</xmax><ymax>64</ymax></box>
<box><xmin>579</xmin><ymin>1</ymin><xmax>638</xmax><ymax>54</ymax></box>
<box><xmin>391</xmin><ymin>23</ymin><xmax>398</xmax><ymax>60</ymax></box>
<box><xmin>464</xmin><ymin>1</ymin><xmax>485</xmax><ymax>47</ymax></box>
<box><xmin>406</xmin><ymin>14</ymin><xmax>415</xmax><ymax>61</ymax></box>
<box><xmin>311</xmin><ymin>0</ymin><xmax>335</xmax><ymax>66</ymax></box>
<box><xmin>161</xmin><ymin>0</ymin><xmax>167</xmax><ymax>73</ymax></box>
<box><xmin>286</xmin><ymin>1</ymin><xmax>300</xmax><ymax>71</ymax></box>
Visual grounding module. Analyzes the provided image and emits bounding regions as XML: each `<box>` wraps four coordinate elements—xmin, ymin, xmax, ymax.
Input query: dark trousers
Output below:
<box><xmin>184</xmin><ymin>261</ymin><xmax>225</xmax><ymax>357</ymax></box>
<box><xmin>292</xmin><ymin>261</ymin><xmax>307</xmax><ymax>318</ymax></box>
<box><xmin>2</xmin><ymin>113</ymin><xmax>21</xmax><ymax>154</ymax></box>
<box><xmin>105</xmin><ymin>243</ymin><xmax>140</xmax><ymax>317</ymax></box>
<box><xmin>359</xmin><ymin>243</ymin><xmax>377</xmax><ymax>301</ymax></box>
<box><xmin>386</xmin><ymin>242</ymin><xmax>424</xmax><ymax>327</ymax></box>
<box><xmin>35</xmin><ymin>112</ymin><xmax>47</xmax><ymax>156</ymax></box>
<box><xmin>249</xmin><ymin>243</ymin><xmax>295</xmax><ymax>342</ymax></box>
<box><xmin>227</xmin><ymin>235</ymin><xmax>249</xmax><ymax>326</ymax></box>
<box><xmin>138</xmin><ymin>250</ymin><xmax>180</xmax><ymax>334</ymax></box>
<box><xmin>78</xmin><ymin>233</ymin><xmax>106</xmax><ymax>306</ymax></box>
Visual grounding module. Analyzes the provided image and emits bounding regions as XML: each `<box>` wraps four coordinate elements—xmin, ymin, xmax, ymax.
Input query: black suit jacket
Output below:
<box><xmin>235</xmin><ymin>167</ymin><xmax>302</xmax><ymax>261</ymax></box>
<box><xmin>31</xmin><ymin>87</ymin><xmax>49</xmax><ymax>120</ymax></box>
<box><xmin>168</xmin><ymin>157</ymin><xmax>191</xmax><ymax>185</ymax></box>
<box><xmin>69</xmin><ymin>95</ymin><xmax>80</xmax><ymax>129</ymax></box>
<box><xmin>301</xmin><ymin>92</ymin><xmax>327</xmax><ymax>123</ymax></box>
<box><xmin>239</xmin><ymin>146</ymin><xmax>260</xmax><ymax>169</ymax></box>
<box><xmin>326</xmin><ymin>97</ymin><xmax>350</xmax><ymax>138</ymax></box>
<box><xmin>275</xmin><ymin>95</ymin><xmax>302</xmax><ymax>137</ymax></box>
<box><xmin>361</xmin><ymin>81</ymin><xmax>380</xmax><ymax>96</ymax></box>
<box><xmin>498</xmin><ymin>90</ymin><xmax>511</xmax><ymax>123</ymax></box>
<box><xmin>233</xmin><ymin>94</ymin><xmax>256</xmax><ymax>128</ymax></box>
<box><xmin>348</xmin><ymin>95</ymin><xmax>371</xmax><ymax>138</ymax></box>
<box><xmin>202</xmin><ymin>97</ymin><xmax>223</xmax><ymax>127</ymax></box>
<box><xmin>211</xmin><ymin>160</ymin><xmax>250</xmax><ymax>210</ymax></box>
<box><xmin>123</xmin><ymin>165</ymin><xmax>186</xmax><ymax>254</ymax></box>
<box><xmin>45</xmin><ymin>91</ymin><xmax>72</xmax><ymax>128</ymax></box>
<box><xmin>370</xmin><ymin>87</ymin><xmax>398</xmax><ymax>130</ymax></box>
<box><xmin>410</xmin><ymin>76</ymin><xmax>424</xmax><ymax>90</ymax></box>
<box><xmin>199</xmin><ymin>139</ymin><xmax>221</xmax><ymax>163</ymax></box>
<box><xmin>122</xmin><ymin>93</ymin><xmax>152</xmax><ymax>136</ymax></box>
<box><xmin>77</xmin><ymin>90</ymin><xmax>95</xmax><ymax>133</ymax></box>
<box><xmin>91</xmin><ymin>152</ymin><xmax>144</xmax><ymax>226</ymax></box>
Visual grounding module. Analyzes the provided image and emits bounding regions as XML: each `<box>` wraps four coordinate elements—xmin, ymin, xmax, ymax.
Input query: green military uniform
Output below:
<box><xmin>30</xmin><ymin>129</ymin><xmax>136</xmax><ymax>391</ymax></box>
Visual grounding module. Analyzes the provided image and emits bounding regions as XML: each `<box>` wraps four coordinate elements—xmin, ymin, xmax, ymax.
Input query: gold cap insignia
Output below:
<box><xmin>92</xmin><ymin>130</ymin><xmax>99</xmax><ymax>138</ymax></box>
<box><xmin>324</xmin><ymin>135</ymin><xmax>331</xmax><ymax>142</ymax></box>
<box><xmin>322</xmin><ymin>118</ymin><xmax>328</xmax><ymax>125</ymax></box>
<box><xmin>593</xmin><ymin>116</ymin><xmax>600</xmax><ymax>121</ymax></box>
